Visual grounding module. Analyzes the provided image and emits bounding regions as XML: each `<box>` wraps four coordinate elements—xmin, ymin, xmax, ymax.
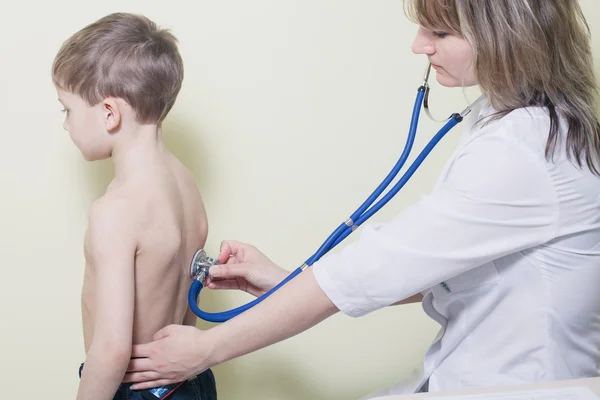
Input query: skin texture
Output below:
<box><xmin>58</xmin><ymin>89</ymin><xmax>208</xmax><ymax>400</ymax></box>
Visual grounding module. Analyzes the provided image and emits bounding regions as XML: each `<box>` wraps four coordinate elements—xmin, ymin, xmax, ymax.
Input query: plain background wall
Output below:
<box><xmin>1</xmin><ymin>1</ymin><xmax>599</xmax><ymax>399</ymax></box>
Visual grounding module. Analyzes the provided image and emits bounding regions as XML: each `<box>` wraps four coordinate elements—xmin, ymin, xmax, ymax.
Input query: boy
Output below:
<box><xmin>52</xmin><ymin>13</ymin><xmax>217</xmax><ymax>400</ymax></box>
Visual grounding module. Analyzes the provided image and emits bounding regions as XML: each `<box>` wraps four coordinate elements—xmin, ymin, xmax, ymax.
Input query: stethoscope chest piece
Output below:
<box><xmin>190</xmin><ymin>249</ymin><xmax>218</xmax><ymax>284</ymax></box>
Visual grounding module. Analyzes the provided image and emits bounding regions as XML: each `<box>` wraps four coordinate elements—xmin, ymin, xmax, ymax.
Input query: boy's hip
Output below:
<box><xmin>78</xmin><ymin>363</ymin><xmax>217</xmax><ymax>400</ymax></box>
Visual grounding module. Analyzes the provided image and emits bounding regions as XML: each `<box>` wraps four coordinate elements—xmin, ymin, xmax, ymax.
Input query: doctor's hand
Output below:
<box><xmin>124</xmin><ymin>325</ymin><xmax>212</xmax><ymax>390</ymax></box>
<box><xmin>205</xmin><ymin>240</ymin><xmax>289</xmax><ymax>297</ymax></box>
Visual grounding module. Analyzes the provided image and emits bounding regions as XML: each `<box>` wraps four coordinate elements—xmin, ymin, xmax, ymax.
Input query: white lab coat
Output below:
<box><xmin>313</xmin><ymin>99</ymin><xmax>600</xmax><ymax>398</ymax></box>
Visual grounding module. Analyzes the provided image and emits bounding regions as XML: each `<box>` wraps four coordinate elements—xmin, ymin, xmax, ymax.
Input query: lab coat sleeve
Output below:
<box><xmin>312</xmin><ymin>131</ymin><xmax>559</xmax><ymax>317</ymax></box>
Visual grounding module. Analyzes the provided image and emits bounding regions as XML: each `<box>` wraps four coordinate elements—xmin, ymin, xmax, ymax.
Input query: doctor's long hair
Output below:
<box><xmin>405</xmin><ymin>0</ymin><xmax>600</xmax><ymax>175</ymax></box>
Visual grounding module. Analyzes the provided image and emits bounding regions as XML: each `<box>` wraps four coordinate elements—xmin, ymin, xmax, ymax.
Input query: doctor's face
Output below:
<box><xmin>411</xmin><ymin>26</ymin><xmax>478</xmax><ymax>87</ymax></box>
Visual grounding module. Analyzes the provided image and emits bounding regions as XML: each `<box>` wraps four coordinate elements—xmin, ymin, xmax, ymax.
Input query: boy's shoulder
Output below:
<box><xmin>90</xmin><ymin>190</ymin><xmax>135</xmax><ymax>219</ymax></box>
<box><xmin>87</xmin><ymin>192</ymin><xmax>141</xmax><ymax>242</ymax></box>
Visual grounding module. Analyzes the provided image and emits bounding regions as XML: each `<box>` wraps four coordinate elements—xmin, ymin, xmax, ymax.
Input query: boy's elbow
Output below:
<box><xmin>91</xmin><ymin>339</ymin><xmax>132</xmax><ymax>365</ymax></box>
<box><xmin>110</xmin><ymin>345</ymin><xmax>132</xmax><ymax>365</ymax></box>
<box><xmin>106</xmin><ymin>342</ymin><xmax>132</xmax><ymax>364</ymax></box>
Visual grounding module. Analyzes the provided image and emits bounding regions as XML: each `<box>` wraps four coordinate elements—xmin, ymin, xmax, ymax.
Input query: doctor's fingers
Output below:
<box><xmin>206</xmin><ymin>278</ymin><xmax>263</xmax><ymax>297</ymax></box>
<box><xmin>218</xmin><ymin>240</ymin><xmax>246</xmax><ymax>263</ymax></box>
<box><xmin>129</xmin><ymin>376</ymin><xmax>176</xmax><ymax>390</ymax></box>
<box><xmin>131</xmin><ymin>342</ymin><xmax>153</xmax><ymax>359</ymax></box>
<box><xmin>124</xmin><ymin>360</ymin><xmax>181</xmax><ymax>388</ymax></box>
<box><xmin>126</xmin><ymin>357</ymin><xmax>155</xmax><ymax>373</ymax></box>
<box><xmin>209</xmin><ymin>262</ymin><xmax>254</xmax><ymax>279</ymax></box>
<box><xmin>122</xmin><ymin>370</ymin><xmax>161</xmax><ymax>384</ymax></box>
<box><xmin>205</xmin><ymin>278</ymin><xmax>244</xmax><ymax>291</ymax></box>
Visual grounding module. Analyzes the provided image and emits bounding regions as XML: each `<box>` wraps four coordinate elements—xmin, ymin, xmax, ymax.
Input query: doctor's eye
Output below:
<box><xmin>432</xmin><ymin>31</ymin><xmax>449</xmax><ymax>39</ymax></box>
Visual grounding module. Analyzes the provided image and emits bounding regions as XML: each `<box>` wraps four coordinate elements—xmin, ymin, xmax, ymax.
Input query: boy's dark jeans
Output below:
<box><xmin>78</xmin><ymin>364</ymin><xmax>217</xmax><ymax>400</ymax></box>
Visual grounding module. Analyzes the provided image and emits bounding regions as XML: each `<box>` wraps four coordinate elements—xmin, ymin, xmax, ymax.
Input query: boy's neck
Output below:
<box><xmin>111</xmin><ymin>124</ymin><xmax>165</xmax><ymax>180</ymax></box>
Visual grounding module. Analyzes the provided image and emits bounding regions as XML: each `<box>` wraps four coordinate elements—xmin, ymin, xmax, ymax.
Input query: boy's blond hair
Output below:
<box><xmin>52</xmin><ymin>12</ymin><xmax>184</xmax><ymax>124</ymax></box>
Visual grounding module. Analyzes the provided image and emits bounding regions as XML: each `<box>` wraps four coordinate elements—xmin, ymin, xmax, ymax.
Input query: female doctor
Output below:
<box><xmin>125</xmin><ymin>0</ymin><xmax>600</xmax><ymax>396</ymax></box>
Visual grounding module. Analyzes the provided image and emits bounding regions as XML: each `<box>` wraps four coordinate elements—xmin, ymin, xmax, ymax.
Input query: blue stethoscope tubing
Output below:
<box><xmin>189</xmin><ymin>63</ymin><xmax>482</xmax><ymax>323</ymax></box>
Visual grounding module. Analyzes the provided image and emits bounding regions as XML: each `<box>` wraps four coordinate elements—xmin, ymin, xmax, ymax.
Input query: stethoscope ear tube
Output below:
<box><xmin>188</xmin><ymin>62</ymin><xmax>485</xmax><ymax>323</ymax></box>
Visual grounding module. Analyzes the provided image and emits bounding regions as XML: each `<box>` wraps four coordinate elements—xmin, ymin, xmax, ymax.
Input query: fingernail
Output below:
<box><xmin>209</xmin><ymin>266</ymin><xmax>220</xmax><ymax>277</ymax></box>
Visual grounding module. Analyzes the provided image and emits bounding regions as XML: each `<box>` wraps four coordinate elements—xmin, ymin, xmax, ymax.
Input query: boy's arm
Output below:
<box><xmin>77</xmin><ymin>199</ymin><xmax>137</xmax><ymax>400</ymax></box>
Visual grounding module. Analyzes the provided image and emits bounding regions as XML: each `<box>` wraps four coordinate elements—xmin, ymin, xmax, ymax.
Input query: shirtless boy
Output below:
<box><xmin>52</xmin><ymin>12</ymin><xmax>217</xmax><ymax>400</ymax></box>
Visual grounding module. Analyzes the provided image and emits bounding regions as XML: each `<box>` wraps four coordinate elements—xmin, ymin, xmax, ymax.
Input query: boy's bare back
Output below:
<box><xmin>81</xmin><ymin>150</ymin><xmax>207</xmax><ymax>352</ymax></box>
<box><xmin>53</xmin><ymin>12</ymin><xmax>218</xmax><ymax>398</ymax></box>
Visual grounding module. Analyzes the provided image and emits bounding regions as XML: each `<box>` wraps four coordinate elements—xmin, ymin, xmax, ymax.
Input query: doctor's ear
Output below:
<box><xmin>101</xmin><ymin>98</ymin><xmax>122</xmax><ymax>131</ymax></box>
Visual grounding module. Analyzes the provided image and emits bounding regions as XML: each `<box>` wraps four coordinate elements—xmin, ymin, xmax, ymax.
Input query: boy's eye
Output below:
<box><xmin>432</xmin><ymin>31</ymin><xmax>449</xmax><ymax>39</ymax></box>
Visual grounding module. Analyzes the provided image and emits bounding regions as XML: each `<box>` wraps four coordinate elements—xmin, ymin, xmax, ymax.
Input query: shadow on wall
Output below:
<box><xmin>79</xmin><ymin>116</ymin><xmax>210</xmax><ymax>200</ymax></box>
<box><xmin>161</xmin><ymin>117</ymin><xmax>211</xmax><ymax>185</ymax></box>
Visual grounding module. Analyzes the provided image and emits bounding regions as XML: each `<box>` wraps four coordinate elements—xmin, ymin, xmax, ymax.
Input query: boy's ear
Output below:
<box><xmin>102</xmin><ymin>98</ymin><xmax>121</xmax><ymax>131</ymax></box>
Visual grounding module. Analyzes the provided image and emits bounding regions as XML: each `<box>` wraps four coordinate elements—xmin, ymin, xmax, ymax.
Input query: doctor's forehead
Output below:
<box><xmin>405</xmin><ymin>0</ymin><xmax>461</xmax><ymax>33</ymax></box>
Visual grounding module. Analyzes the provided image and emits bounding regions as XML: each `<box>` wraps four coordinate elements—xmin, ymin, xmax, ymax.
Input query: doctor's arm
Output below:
<box><xmin>206</xmin><ymin>240</ymin><xmax>422</xmax><ymax>304</ymax></box>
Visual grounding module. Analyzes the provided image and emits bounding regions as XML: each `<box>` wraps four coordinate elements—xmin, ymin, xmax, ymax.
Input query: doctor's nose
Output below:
<box><xmin>411</xmin><ymin>27</ymin><xmax>435</xmax><ymax>55</ymax></box>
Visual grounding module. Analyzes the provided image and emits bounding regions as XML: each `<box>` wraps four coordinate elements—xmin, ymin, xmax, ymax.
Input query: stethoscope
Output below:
<box><xmin>188</xmin><ymin>62</ymin><xmax>486</xmax><ymax>323</ymax></box>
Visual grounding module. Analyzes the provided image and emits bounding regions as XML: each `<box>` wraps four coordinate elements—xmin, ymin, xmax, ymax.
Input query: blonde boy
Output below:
<box><xmin>52</xmin><ymin>13</ymin><xmax>216</xmax><ymax>400</ymax></box>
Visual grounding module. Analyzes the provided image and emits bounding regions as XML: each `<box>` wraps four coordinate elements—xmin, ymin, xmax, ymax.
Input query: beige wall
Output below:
<box><xmin>1</xmin><ymin>1</ymin><xmax>599</xmax><ymax>398</ymax></box>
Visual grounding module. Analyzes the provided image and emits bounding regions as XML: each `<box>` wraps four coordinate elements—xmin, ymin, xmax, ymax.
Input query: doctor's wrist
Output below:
<box><xmin>201</xmin><ymin>325</ymin><xmax>228</xmax><ymax>369</ymax></box>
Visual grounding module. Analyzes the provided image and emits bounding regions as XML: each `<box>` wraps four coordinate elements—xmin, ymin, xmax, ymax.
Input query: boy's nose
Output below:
<box><xmin>411</xmin><ymin>26</ymin><xmax>435</xmax><ymax>55</ymax></box>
